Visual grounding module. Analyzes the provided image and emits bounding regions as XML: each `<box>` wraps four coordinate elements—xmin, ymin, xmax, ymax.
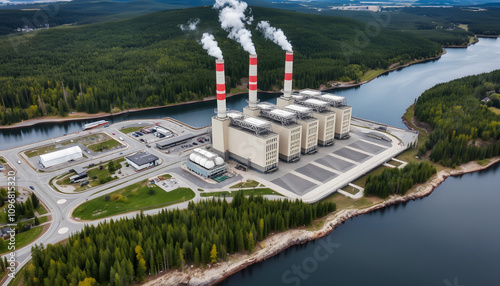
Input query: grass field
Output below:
<box><xmin>25</xmin><ymin>145</ymin><xmax>57</xmax><ymax>158</ymax></box>
<box><xmin>0</xmin><ymin>226</ymin><xmax>44</xmax><ymax>255</ymax></box>
<box><xmin>352</xmin><ymin>166</ymin><xmax>389</xmax><ymax>188</ymax></box>
<box><xmin>35</xmin><ymin>204</ymin><xmax>48</xmax><ymax>215</ymax></box>
<box><xmin>342</xmin><ymin>185</ymin><xmax>360</xmax><ymax>195</ymax></box>
<box><xmin>200</xmin><ymin>188</ymin><xmax>281</xmax><ymax>197</ymax></box>
<box><xmin>72</xmin><ymin>180</ymin><xmax>195</xmax><ymax>220</ymax></box>
<box><xmin>387</xmin><ymin>160</ymin><xmax>403</xmax><ymax>167</ymax></box>
<box><xmin>230</xmin><ymin>179</ymin><xmax>260</xmax><ymax>189</ymax></box>
<box><xmin>120</xmin><ymin>126</ymin><xmax>149</xmax><ymax>134</ymax></box>
<box><xmin>360</xmin><ymin>69</ymin><xmax>386</xmax><ymax>82</ymax></box>
<box><xmin>86</xmin><ymin>138</ymin><xmax>121</xmax><ymax>152</ymax></box>
<box><xmin>489</xmin><ymin>106</ymin><xmax>500</xmax><ymax>115</ymax></box>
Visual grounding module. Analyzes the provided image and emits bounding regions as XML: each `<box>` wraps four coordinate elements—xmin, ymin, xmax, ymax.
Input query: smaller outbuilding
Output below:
<box><xmin>186</xmin><ymin>148</ymin><xmax>227</xmax><ymax>179</ymax></box>
<box><xmin>126</xmin><ymin>152</ymin><xmax>160</xmax><ymax>170</ymax></box>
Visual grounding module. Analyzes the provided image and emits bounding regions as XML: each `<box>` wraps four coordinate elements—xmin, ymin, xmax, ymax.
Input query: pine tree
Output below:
<box><xmin>247</xmin><ymin>232</ymin><xmax>255</xmax><ymax>253</ymax></box>
<box><xmin>194</xmin><ymin>248</ymin><xmax>200</xmax><ymax>266</ymax></box>
<box><xmin>210</xmin><ymin>244</ymin><xmax>217</xmax><ymax>264</ymax></box>
<box><xmin>136</xmin><ymin>258</ymin><xmax>146</xmax><ymax>282</ymax></box>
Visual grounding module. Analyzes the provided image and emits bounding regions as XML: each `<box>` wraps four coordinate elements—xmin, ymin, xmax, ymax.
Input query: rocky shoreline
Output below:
<box><xmin>144</xmin><ymin>157</ymin><xmax>500</xmax><ymax>286</ymax></box>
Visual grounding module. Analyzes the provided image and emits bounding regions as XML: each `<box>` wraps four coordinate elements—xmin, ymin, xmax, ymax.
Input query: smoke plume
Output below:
<box><xmin>180</xmin><ymin>18</ymin><xmax>200</xmax><ymax>31</ymax></box>
<box><xmin>256</xmin><ymin>21</ymin><xmax>292</xmax><ymax>52</ymax></box>
<box><xmin>200</xmin><ymin>33</ymin><xmax>223</xmax><ymax>60</ymax></box>
<box><xmin>213</xmin><ymin>0</ymin><xmax>256</xmax><ymax>55</ymax></box>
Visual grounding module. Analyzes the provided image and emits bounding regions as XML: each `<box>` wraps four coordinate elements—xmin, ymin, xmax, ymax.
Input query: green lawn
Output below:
<box><xmin>352</xmin><ymin>166</ymin><xmax>389</xmax><ymax>188</ymax></box>
<box><xmin>56</xmin><ymin>158</ymin><xmax>124</xmax><ymax>191</ymax></box>
<box><xmin>25</xmin><ymin>145</ymin><xmax>57</xmax><ymax>158</ymax></box>
<box><xmin>0</xmin><ymin>157</ymin><xmax>6</xmax><ymax>164</ymax></box>
<box><xmin>38</xmin><ymin>216</ymin><xmax>49</xmax><ymax>224</ymax></box>
<box><xmin>230</xmin><ymin>179</ymin><xmax>260</xmax><ymax>189</ymax></box>
<box><xmin>0</xmin><ymin>226</ymin><xmax>44</xmax><ymax>255</ymax></box>
<box><xmin>489</xmin><ymin>106</ymin><xmax>500</xmax><ymax>115</ymax></box>
<box><xmin>200</xmin><ymin>188</ymin><xmax>281</xmax><ymax>197</ymax></box>
<box><xmin>72</xmin><ymin>180</ymin><xmax>195</xmax><ymax>220</ymax></box>
<box><xmin>35</xmin><ymin>204</ymin><xmax>48</xmax><ymax>215</ymax></box>
<box><xmin>120</xmin><ymin>126</ymin><xmax>148</xmax><ymax>134</ymax></box>
<box><xmin>342</xmin><ymin>185</ymin><xmax>360</xmax><ymax>195</ymax></box>
<box><xmin>86</xmin><ymin>138</ymin><xmax>121</xmax><ymax>152</ymax></box>
<box><xmin>360</xmin><ymin>69</ymin><xmax>386</xmax><ymax>82</ymax></box>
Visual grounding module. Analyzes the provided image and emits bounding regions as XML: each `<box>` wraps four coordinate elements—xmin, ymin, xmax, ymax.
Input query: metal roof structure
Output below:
<box><xmin>319</xmin><ymin>93</ymin><xmax>347</xmax><ymax>107</ymax></box>
<box><xmin>156</xmin><ymin>133</ymin><xmax>196</xmax><ymax>148</ymax></box>
<box><xmin>256</xmin><ymin>102</ymin><xmax>297</xmax><ymax>125</ymax></box>
<box><xmin>40</xmin><ymin>146</ymin><xmax>82</xmax><ymax>162</ymax></box>
<box><xmin>299</xmin><ymin>89</ymin><xmax>322</xmax><ymax>97</ymax></box>
<box><xmin>284</xmin><ymin>104</ymin><xmax>314</xmax><ymax>119</ymax></box>
<box><xmin>228</xmin><ymin>110</ymin><xmax>272</xmax><ymax>135</ymax></box>
<box><xmin>126</xmin><ymin>152</ymin><xmax>159</xmax><ymax>166</ymax></box>
<box><xmin>296</xmin><ymin>98</ymin><xmax>329</xmax><ymax>112</ymax></box>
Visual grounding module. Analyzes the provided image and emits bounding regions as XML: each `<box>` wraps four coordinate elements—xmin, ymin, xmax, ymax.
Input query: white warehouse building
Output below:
<box><xmin>39</xmin><ymin>146</ymin><xmax>83</xmax><ymax>168</ymax></box>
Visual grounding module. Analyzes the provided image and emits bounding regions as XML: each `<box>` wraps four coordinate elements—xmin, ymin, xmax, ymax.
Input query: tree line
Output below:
<box><xmin>0</xmin><ymin>6</ymin><xmax>443</xmax><ymax>125</ymax></box>
<box><xmin>23</xmin><ymin>193</ymin><xmax>336</xmax><ymax>285</ymax></box>
<box><xmin>365</xmin><ymin>162</ymin><xmax>437</xmax><ymax>198</ymax></box>
<box><xmin>415</xmin><ymin>70</ymin><xmax>500</xmax><ymax>167</ymax></box>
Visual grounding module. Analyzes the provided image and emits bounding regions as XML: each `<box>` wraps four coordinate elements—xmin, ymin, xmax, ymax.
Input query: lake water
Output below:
<box><xmin>220</xmin><ymin>162</ymin><xmax>500</xmax><ymax>286</ymax></box>
<box><xmin>1</xmin><ymin>38</ymin><xmax>499</xmax><ymax>150</ymax></box>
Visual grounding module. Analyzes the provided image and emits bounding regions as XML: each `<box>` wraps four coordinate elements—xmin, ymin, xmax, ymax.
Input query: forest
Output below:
<box><xmin>22</xmin><ymin>193</ymin><xmax>335</xmax><ymax>285</ymax></box>
<box><xmin>364</xmin><ymin>162</ymin><xmax>436</xmax><ymax>198</ymax></box>
<box><xmin>0</xmin><ymin>6</ymin><xmax>444</xmax><ymax>125</ymax></box>
<box><xmin>415</xmin><ymin>70</ymin><xmax>500</xmax><ymax>167</ymax></box>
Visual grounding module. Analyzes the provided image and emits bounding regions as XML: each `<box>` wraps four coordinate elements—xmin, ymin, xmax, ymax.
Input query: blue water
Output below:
<box><xmin>220</xmin><ymin>163</ymin><xmax>500</xmax><ymax>286</ymax></box>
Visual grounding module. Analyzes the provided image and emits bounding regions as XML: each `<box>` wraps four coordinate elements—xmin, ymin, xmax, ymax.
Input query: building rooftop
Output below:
<box><xmin>243</xmin><ymin>117</ymin><xmax>270</xmax><ymax>127</ymax></box>
<box><xmin>126</xmin><ymin>152</ymin><xmax>159</xmax><ymax>166</ymax></box>
<box><xmin>39</xmin><ymin>146</ymin><xmax>82</xmax><ymax>162</ymax></box>
<box><xmin>156</xmin><ymin>133</ymin><xmax>195</xmax><ymax>147</ymax></box>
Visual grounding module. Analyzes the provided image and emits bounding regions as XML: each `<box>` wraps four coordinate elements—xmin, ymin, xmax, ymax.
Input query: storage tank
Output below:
<box><xmin>215</xmin><ymin>157</ymin><xmax>224</xmax><ymax>166</ymax></box>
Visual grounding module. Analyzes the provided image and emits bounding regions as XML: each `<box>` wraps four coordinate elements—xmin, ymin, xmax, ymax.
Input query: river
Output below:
<box><xmin>1</xmin><ymin>38</ymin><xmax>500</xmax><ymax>150</ymax></box>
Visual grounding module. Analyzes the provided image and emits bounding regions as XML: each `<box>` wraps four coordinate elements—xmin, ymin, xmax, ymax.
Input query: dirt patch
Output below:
<box><xmin>411</xmin><ymin>116</ymin><xmax>433</xmax><ymax>135</ymax></box>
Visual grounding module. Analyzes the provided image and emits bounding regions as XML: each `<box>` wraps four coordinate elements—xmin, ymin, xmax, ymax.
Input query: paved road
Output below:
<box><xmin>0</xmin><ymin>119</ymin><xmax>211</xmax><ymax>285</ymax></box>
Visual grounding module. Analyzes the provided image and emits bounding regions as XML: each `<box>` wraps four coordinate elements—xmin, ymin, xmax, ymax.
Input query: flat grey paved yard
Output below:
<box><xmin>333</xmin><ymin>147</ymin><xmax>372</xmax><ymax>163</ymax></box>
<box><xmin>315</xmin><ymin>155</ymin><xmax>355</xmax><ymax>172</ymax></box>
<box><xmin>348</xmin><ymin>140</ymin><xmax>387</xmax><ymax>155</ymax></box>
<box><xmin>357</xmin><ymin>133</ymin><xmax>392</xmax><ymax>147</ymax></box>
<box><xmin>295</xmin><ymin>163</ymin><xmax>338</xmax><ymax>183</ymax></box>
<box><xmin>271</xmin><ymin>173</ymin><xmax>317</xmax><ymax>195</ymax></box>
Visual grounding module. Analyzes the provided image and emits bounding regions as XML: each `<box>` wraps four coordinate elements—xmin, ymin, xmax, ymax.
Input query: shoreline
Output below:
<box><xmin>0</xmin><ymin>49</ymin><xmax>450</xmax><ymax>131</ymax></box>
<box><xmin>144</xmin><ymin>157</ymin><xmax>500</xmax><ymax>286</ymax></box>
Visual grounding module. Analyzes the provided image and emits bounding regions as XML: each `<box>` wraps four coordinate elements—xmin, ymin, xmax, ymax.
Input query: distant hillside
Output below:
<box><xmin>0</xmin><ymin>6</ymin><xmax>443</xmax><ymax>125</ymax></box>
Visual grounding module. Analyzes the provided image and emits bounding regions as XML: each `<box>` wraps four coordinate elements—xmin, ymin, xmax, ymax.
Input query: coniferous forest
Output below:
<box><xmin>415</xmin><ymin>70</ymin><xmax>500</xmax><ymax>167</ymax></box>
<box><xmin>23</xmin><ymin>193</ymin><xmax>335</xmax><ymax>285</ymax></box>
<box><xmin>0</xmin><ymin>6</ymin><xmax>444</xmax><ymax>125</ymax></box>
<box><xmin>364</xmin><ymin>162</ymin><xmax>437</xmax><ymax>198</ymax></box>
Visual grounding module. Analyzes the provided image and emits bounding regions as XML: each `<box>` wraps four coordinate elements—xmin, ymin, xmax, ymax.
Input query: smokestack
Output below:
<box><xmin>216</xmin><ymin>59</ymin><xmax>227</xmax><ymax>118</ymax></box>
<box><xmin>248</xmin><ymin>54</ymin><xmax>257</xmax><ymax>108</ymax></box>
<box><xmin>284</xmin><ymin>51</ymin><xmax>293</xmax><ymax>98</ymax></box>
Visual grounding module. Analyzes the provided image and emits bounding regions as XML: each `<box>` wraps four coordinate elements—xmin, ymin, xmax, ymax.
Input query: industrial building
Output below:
<box><xmin>186</xmin><ymin>148</ymin><xmax>227</xmax><ymax>179</ymax></box>
<box><xmin>250</xmin><ymin>103</ymin><xmax>302</xmax><ymax>162</ymax></box>
<box><xmin>297</xmin><ymin>89</ymin><xmax>352</xmax><ymax>140</ymax></box>
<box><xmin>69</xmin><ymin>166</ymin><xmax>87</xmax><ymax>183</ymax></box>
<box><xmin>156</xmin><ymin>133</ymin><xmax>196</xmax><ymax>150</ymax></box>
<box><xmin>126</xmin><ymin>152</ymin><xmax>159</xmax><ymax>170</ymax></box>
<box><xmin>211</xmin><ymin>59</ymin><xmax>279</xmax><ymax>173</ymax></box>
<box><xmin>39</xmin><ymin>146</ymin><xmax>83</xmax><ymax>168</ymax></box>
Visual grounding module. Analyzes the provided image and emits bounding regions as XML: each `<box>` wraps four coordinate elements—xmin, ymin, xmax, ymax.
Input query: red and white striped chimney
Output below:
<box><xmin>283</xmin><ymin>51</ymin><xmax>293</xmax><ymax>98</ymax></box>
<box><xmin>248</xmin><ymin>54</ymin><xmax>258</xmax><ymax>108</ymax></box>
<box><xmin>216</xmin><ymin>59</ymin><xmax>227</xmax><ymax>118</ymax></box>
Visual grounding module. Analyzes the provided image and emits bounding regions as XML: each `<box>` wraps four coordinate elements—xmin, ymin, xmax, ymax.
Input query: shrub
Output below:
<box><xmin>104</xmin><ymin>195</ymin><xmax>110</xmax><ymax>202</ymax></box>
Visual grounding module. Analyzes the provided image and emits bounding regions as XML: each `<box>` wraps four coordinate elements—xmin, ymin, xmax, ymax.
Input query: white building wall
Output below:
<box><xmin>39</xmin><ymin>147</ymin><xmax>83</xmax><ymax>168</ymax></box>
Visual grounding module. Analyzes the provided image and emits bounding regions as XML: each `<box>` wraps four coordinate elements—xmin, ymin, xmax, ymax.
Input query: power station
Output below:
<box><xmin>211</xmin><ymin>51</ymin><xmax>352</xmax><ymax>173</ymax></box>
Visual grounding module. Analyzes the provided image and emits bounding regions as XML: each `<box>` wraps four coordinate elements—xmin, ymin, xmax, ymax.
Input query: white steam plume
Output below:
<box><xmin>213</xmin><ymin>0</ymin><xmax>256</xmax><ymax>55</ymax></box>
<box><xmin>180</xmin><ymin>18</ymin><xmax>200</xmax><ymax>31</ymax></box>
<box><xmin>200</xmin><ymin>33</ymin><xmax>223</xmax><ymax>60</ymax></box>
<box><xmin>256</xmin><ymin>21</ymin><xmax>292</xmax><ymax>52</ymax></box>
